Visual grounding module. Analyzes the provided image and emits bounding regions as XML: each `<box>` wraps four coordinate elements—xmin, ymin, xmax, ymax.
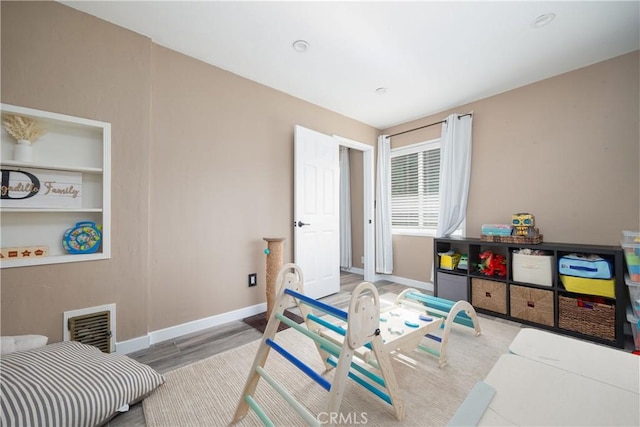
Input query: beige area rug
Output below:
<box><xmin>143</xmin><ymin>317</ymin><xmax>521</xmax><ymax>426</ymax></box>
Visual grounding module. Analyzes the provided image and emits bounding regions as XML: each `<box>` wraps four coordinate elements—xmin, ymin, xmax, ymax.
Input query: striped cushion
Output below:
<box><xmin>1</xmin><ymin>341</ymin><xmax>165</xmax><ymax>427</ymax></box>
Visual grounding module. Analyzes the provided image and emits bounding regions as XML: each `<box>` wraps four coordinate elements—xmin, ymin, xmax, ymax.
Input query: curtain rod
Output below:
<box><xmin>387</xmin><ymin>112</ymin><xmax>472</xmax><ymax>138</ymax></box>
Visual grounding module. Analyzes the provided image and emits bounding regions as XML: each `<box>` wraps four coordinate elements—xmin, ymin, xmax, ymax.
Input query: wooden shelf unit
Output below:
<box><xmin>434</xmin><ymin>236</ymin><xmax>628</xmax><ymax>348</ymax></box>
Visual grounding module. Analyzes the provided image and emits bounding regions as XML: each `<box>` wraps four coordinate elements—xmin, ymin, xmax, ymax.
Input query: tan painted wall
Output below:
<box><xmin>349</xmin><ymin>149</ymin><xmax>365</xmax><ymax>269</ymax></box>
<box><xmin>148</xmin><ymin>46</ymin><xmax>376</xmax><ymax>330</ymax></box>
<box><xmin>1</xmin><ymin>1</ymin><xmax>377</xmax><ymax>340</ymax></box>
<box><xmin>383</xmin><ymin>50</ymin><xmax>640</xmax><ymax>282</ymax></box>
<box><xmin>1</xmin><ymin>1</ymin><xmax>152</xmax><ymax>342</ymax></box>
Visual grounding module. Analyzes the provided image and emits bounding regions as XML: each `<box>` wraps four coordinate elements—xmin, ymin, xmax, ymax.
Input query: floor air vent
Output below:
<box><xmin>64</xmin><ymin>304</ymin><xmax>115</xmax><ymax>353</ymax></box>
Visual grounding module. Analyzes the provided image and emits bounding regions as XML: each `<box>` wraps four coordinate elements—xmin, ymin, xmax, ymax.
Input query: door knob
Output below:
<box><xmin>297</xmin><ymin>221</ymin><xmax>310</xmax><ymax>227</ymax></box>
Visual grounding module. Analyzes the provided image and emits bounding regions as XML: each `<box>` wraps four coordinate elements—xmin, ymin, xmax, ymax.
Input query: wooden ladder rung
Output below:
<box><xmin>325</xmin><ymin>356</ymin><xmax>391</xmax><ymax>404</ymax></box>
<box><xmin>266</xmin><ymin>338</ymin><xmax>331</xmax><ymax>391</ymax></box>
<box><xmin>255</xmin><ymin>366</ymin><xmax>320</xmax><ymax>427</ymax></box>
<box><xmin>245</xmin><ymin>395</ymin><xmax>274</xmax><ymax>427</ymax></box>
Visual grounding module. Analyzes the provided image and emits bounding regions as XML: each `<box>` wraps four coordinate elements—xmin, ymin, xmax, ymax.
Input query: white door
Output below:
<box><xmin>294</xmin><ymin>125</ymin><xmax>340</xmax><ymax>300</ymax></box>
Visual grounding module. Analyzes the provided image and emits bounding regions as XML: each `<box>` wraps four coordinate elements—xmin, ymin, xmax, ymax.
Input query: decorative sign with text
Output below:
<box><xmin>0</xmin><ymin>245</ymin><xmax>49</xmax><ymax>259</ymax></box>
<box><xmin>0</xmin><ymin>168</ymin><xmax>82</xmax><ymax>208</ymax></box>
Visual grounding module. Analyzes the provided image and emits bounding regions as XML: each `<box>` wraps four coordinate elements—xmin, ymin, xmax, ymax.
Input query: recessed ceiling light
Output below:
<box><xmin>531</xmin><ymin>13</ymin><xmax>556</xmax><ymax>28</ymax></box>
<box><xmin>292</xmin><ymin>40</ymin><xmax>310</xmax><ymax>53</ymax></box>
<box><xmin>375</xmin><ymin>87</ymin><xmax>387</xmax><ymax>95</ymax></box>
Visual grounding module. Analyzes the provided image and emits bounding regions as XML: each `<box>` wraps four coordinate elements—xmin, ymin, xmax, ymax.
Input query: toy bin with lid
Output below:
<box><xmin>621</xmin><ymin>232</ymin><xmax>640</xmax><ymax>282</ymax></box>
<box><xmin>626</xmin><ymin>305</ymin><xmax>640</xmax><ymax>351</ymax></box>
<box><xmin>622</xmin><ymin>230</ymin><xmax>640</xmax><ymax>244</ymax></box>
<box><xmin>626</xmin><ymin>275</ymin><xmax>640</xmax><ymax>318</ymax></box>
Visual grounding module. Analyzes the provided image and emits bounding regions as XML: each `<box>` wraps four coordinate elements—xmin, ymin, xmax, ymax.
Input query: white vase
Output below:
<box><xmin>14</xmin><ymin>139</ymin><xmax>33</xmax><ymax>162</ymax></box>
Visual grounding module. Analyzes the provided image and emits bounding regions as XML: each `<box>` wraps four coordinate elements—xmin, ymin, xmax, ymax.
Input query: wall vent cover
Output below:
<box><xmin>68</xmin><ymin>310</ymin><xmax>112</xmax><ymax>353</ymax></box>
<box><xmin>63</xmin><ymin>303</ymin><xmax>115</xmax><ymax>352</ymax></box>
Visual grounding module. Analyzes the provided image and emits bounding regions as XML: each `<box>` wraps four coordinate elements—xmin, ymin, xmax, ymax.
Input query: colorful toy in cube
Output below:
<box><xmin>478</xmin><ymin>251</ymin><xmax>507</xmax><ymax>277</ymax></box>
<box><xmin>439</xmin><ymin>250</ymin><xmax>461</xmax><ymax>270</ymax></box>
<box><xmin>512</xmin><ymin>213</ymin><xmax>536</xmax><ymax>237</ymax></box>
<box><xmin>458</xmin><ymin>254</ymin><xmax>468</xmax><ymax>270</ymax></box>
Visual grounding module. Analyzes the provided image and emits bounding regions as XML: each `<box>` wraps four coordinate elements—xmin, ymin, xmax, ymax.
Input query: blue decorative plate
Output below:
<box><xmin>63</xmin><ymin>221</ymin><xmax>101</xmax><ymax>254</ymax></box>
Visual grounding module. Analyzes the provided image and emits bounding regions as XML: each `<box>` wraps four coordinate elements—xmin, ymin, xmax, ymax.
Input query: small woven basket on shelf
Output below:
<box><xmin>558</xmin><ymin>295</ymin><xmax>615</xmax><ymax>341</ymax></box>
<box><xmin>481</xmin><ymin>230</ymin><xmax>543</xmax><ymax>244</ymax></box>
<box><xmin>510</xmin><ymin>285</ymin><xmax>554</xmax><ymax>327</ymax></box>
<box><xmin>471</xmin><ymin>278</ymin><xmax>507</xmax><ymax>314</ymax></box>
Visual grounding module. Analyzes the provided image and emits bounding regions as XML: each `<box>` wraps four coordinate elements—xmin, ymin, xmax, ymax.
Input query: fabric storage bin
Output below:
<box><xmin>512</xmin><ymin>252</ymin><xmax>553</xmax><ymax>286</ymax></box>
<box><xmin>558</xmin><ymin>295</ymin><xmax>615</xmax><ymax>341</ymax></box>
<box><xmin>626</xmin><ymin>275</ymin><xmax>640</xmax><ymax>318</ymax></box>
<box><xmin>510</xmin><ymin>285</ymin><xmax>554</xmax><ymax>326</ymax></box>
<box><xmin>627</xmin><ymin>306</ymin><xmax>640</xmax><ymax>351</ymax></box>
<box><xmin>560</xmin><ymin>275</ymin><xmax>615</xmax><ymax>298</ymax></box>
<box><xmin>471</xmin><ymin>278</ymin><xmax>507</xmax><ymax>314</ymax></box>
<box><xmin>437</xmin><ymin>272</ymin><xmax>468</xmax><ymax>302</ymax></box>
<box><xmin>558</xmin><ymin>254</ymin><xmax>612</xmax><ymax>279</ymax></box>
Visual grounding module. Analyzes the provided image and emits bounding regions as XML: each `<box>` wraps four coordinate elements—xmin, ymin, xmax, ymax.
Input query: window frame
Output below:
<box><xmin>389</xmin><ymin>138</ymin><xmax>465</xmax><ymax>237</ymax></box>
<box><xmin>390</xmin><ymin>138</ymin><xmax>440</xmax><ymax>236</ymax></box>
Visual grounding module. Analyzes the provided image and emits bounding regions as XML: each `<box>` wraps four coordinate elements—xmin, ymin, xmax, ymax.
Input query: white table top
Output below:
<box><xmin>509</xmin><ymin>328</ymin><xmax>640</xmax><ymax>393</ymax></box>
<box><xmin>320</xmin><ymin>306</ymin><xmax>443</xmax><ymax>357</ymax></box>
<box><xmin>479</xmin><ymin>354</ymin><xmax>640</xmax><ymax>426</ymax></box>
<box><xmin>378</xmin><ymin>306</ymin><xmax>443</xmax><ymax>348</ymax></box>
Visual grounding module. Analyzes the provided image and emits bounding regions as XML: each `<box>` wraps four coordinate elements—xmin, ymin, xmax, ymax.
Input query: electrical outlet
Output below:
<box><xmin>248</xmin><ymin>273</ymin><xmax>257</xmax><ymax>287</ymax></box>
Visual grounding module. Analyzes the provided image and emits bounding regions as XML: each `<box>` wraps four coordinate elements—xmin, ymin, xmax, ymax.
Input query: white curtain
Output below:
<box><xmin>339</xmin><ymin>146</ymin><xmax>352</xmax><ymax>269</ymax></box>
<box><xmin>436</xmin><ymin>113</ymin><xmax>473</xmax><ymax>237</ymax></box>
<box><xmin>375</xmin><ymin>135</ymin><xmax>393</xmax><ymax>274</ymax></box>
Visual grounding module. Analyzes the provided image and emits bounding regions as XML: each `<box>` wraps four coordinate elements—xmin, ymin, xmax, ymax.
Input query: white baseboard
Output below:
<box><xmin>342</xmin><ymin>268</ymin><xmax>433</xmax><ymax>293</ymax></box>
<box><xmin>375</xmin><ymin>274</ymin><xmax>434</xmax><ymax>293</ymax></box>
<box><xmin>115</xmin><ymin>274</ymin><xmax>432</xmax><ymax>355</ymax></box>
<box><xmin>342</xmin><ymin>266</ymin><xmax>364</xmax><ymax>275</ymax></box>
<box><xmin>115</xmin><ymin>334</ymin><xmax>150</xmax><ymax>354</ymax></box>
<box><xmin>115</xmin><ymin>302</ymin><xmax>267</xmax><ymax>354</ymax></box>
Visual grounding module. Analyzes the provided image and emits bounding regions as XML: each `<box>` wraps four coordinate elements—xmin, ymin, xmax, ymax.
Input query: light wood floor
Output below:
<box><xmin>108</xmin><ymin>271</ymin><xmax>411</xmax><ymax>426</ymax></box>
<box><xmin>107</xmin><ymin>271</ymin><xmax>635</xmax><ymax>426</ymax></box>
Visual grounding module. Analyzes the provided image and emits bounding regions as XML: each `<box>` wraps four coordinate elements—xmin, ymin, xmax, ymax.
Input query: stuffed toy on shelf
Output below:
<box><xmin>478</xmin><ymin>251</ymin><xmax>507</xmax><ymax>277</ymax></box>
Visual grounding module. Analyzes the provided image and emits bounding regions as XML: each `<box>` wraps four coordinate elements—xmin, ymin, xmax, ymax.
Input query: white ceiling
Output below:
<box><xmin>60</xmin><ymin>1</ymin><xmax>639</xmax><ymax>129</ymax></box>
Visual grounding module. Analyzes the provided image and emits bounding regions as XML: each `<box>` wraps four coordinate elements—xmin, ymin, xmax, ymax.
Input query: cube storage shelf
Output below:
<box><xmin>434</xmin><ymin>237</ymin><xmax>628</xmax><ymax>348</ymax></box>
<box><xmin>1</xmin><ymin>104</ymin><xmax>111</xmax><ymax>268</ymax></box>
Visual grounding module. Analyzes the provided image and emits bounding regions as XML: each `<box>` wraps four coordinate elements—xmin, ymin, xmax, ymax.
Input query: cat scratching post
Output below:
<box><xmin>263</xmin><ymin>237</ymin><xmax>285</xmax><ymax>319</ymax></box>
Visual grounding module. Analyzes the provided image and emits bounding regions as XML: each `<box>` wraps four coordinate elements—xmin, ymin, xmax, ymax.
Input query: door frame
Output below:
<box><xmin>333</xmin><ymin>135</ymin><xmax>375</xmax><ymax>282</ymax></box>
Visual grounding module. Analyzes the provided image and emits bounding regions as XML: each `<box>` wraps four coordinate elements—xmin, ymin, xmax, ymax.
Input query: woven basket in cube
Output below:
<box><xmin>510</xmin><ymin>285</ymin><xmax>554</xmax><ymax>326</ymax></box>
<box><xmin>471</xmin><ymin>278</ymin><xmax>507</xmax><ymax>314</ymax></box>
<box><xmin>558</xmin><ymin>295</ymin><xmax>615</xmax><ymax>341</ymax></box>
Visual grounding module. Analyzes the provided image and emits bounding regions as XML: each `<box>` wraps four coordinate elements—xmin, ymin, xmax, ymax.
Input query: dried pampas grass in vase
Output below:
<box><xmin>2</xmin><ymin>114</ymin><xmax>45</xmax><ymax>162</ymax></box>
<box><xmin>2</xmin><ymin>115</ymin><xmax>44</xmax><ymax>142</ymax></box>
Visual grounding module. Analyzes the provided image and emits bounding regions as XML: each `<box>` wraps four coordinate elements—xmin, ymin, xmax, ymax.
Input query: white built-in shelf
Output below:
<box><xmin>1</xmin><ymin>160</ymin><xmax>103</xmax><ymax>174</ymax></box>
<box><xmin>4</xmin><ymin>253</ymin><xmax>109</xmax><ymax>269</ymax></box>
<box><xmin>0</xmin><ymin>208</ymin><xmax>103</xmax><ymax>213</ymax></box>
<box><xmin>1</xmin><ymin>103</ymin><xmax>111</xmax><ymax>268</ymax></box>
